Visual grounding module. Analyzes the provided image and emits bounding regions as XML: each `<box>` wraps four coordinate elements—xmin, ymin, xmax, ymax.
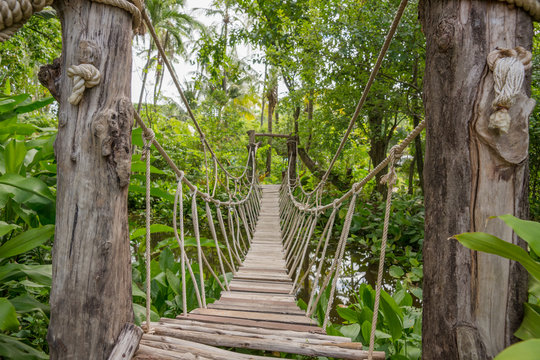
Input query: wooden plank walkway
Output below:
<box><xmin>134</xmin><ymin>185</ymin><xmax>385</xmax><ymax>359</ymax></box>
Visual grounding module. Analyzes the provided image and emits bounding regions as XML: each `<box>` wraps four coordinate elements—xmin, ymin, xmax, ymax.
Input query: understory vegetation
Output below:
<box><xmin>0</xmin><ymin>1</ymin><xmax>539</xmax><ymax>359</ymax></box>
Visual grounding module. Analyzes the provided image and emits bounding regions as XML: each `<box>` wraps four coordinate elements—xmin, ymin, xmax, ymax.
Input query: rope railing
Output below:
<box><xmin>133</xmin><ymin>109</ymin><xmax>262</xmax><ymax>333</ymax></box>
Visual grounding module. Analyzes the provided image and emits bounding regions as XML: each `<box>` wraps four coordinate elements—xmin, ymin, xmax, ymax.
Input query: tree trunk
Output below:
<box><xmin>266</xmin><ymin>82</ymin><xmax>277</xmax><ymax>176</ymax></box>
<box><xmin>297</xmin><ymin>147</ymin><xmax>350</xmax><ymax>191</ymax></box>
<box><xmin>367</xmin><ymin>112</ymin><xmax>389</xmax><ymax>194</ymax></box>
<box><xmin>43</xmin><ymin>1</ymin><xmax>134</xmax><ymax>358</ymax></box>
<box><xmin>287</xmin><ymin>136</ymin><xmax>297</xmax><ymax>186</ymax></box>
<box><xmin>421</xmin><ymin>1</ymin><xmax>533</xmax><ymax>358</ymax></box>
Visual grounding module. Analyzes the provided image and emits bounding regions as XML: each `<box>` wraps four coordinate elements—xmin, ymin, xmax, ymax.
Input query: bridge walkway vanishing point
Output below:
<box><xmin>133</xmin><ymin>185</ymin><xmax>385</xmax><ymax>359</ymax></box>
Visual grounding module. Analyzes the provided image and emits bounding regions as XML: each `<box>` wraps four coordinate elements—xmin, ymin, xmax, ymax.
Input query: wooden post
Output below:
<box><xmin>420</xmin><ymin>1</ymin><xmax>533</xmax><ymax>358</ymax></box>
<box><xmin>247</xmin><ymin>130</ymin><xmax>256</xmax><ymax>182</ymax></box>
<box><xmin>39</xmin><ymin>1</ymin><xmax>134</xmax><ymax>358</ymax></box>
<box><xmin>287</xmin><ymin>135</ymin><xmax>297</xmax><ymax>187</ymax></box>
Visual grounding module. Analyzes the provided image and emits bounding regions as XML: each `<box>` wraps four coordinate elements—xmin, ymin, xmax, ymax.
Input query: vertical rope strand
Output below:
<box><xmin>143</xmin><ymin>133</ymin><xmax>154</xmax><ymax>333</ymax></box>
<box><xmin>368</xmin><ymin>152</ymin><xmax>398</xmax><ymax>360</ymax></box>
<box><xmin>191</xmin><ymin>191</ymin><xmax>207</xmax><ymax>308</ymax></box>
<box><xmin>172</xmin><ymin>177</ymin><xmax>188</xmax><ymax>315</ymax></box>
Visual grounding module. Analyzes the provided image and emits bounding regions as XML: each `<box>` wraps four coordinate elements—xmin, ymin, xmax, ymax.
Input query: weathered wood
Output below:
<box><xmin>157</xmin><ymin>318</ymin><xmax>348</xmax><ymax>342</ymax></box>
<box><xmin>179</xmin><ymin>313</ymin><xmax>324</xmax><ymax>333</ymax></box>
<box><xmin>140</xmin><ymin>336</ymin><xmax>282</xmax><ymax>360</ymax></box>
<box><xmin>149</xmin><ymin>326</ymin><xmax>382</xmax><ymax>360</ymax></box>
<box><xmin>135</xmin><ymin>344</ymin><xmax>195</xmax><ymax>359</ymax></box>
<box><xmin>208</xmin><ymin>302</ymin><xmax>305</xmax><ymax>315</ymax></box>
<box><xmin>421</xmin><ymin>1</ymin><xmax>532</xmax><ymax>358</ymax></box>
<box><xmin>191</xmin><ymin>308</ymin><xmax>316</xmax><ymax>325</ymax></box>
<box><xmin>108</xmin><ymin>323</ymin><xmax>143</xmax><ymax>360</ymax></box>
<box><xmin>44</xmin><ymin>1</ymin><xmax>134</xmax><ymax>358</ymax></box>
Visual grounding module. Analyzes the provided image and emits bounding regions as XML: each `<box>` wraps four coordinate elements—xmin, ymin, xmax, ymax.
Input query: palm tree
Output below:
<box><xmin>136</xmin><ymin>0</ymin><xmax>205</xmax><ymax>111</ymax></box>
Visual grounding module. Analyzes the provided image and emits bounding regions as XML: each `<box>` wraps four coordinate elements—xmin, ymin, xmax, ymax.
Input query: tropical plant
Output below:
<box><xmin>335</xmin><ymin>283</ymin><xmax>422</xmax><ymax>359</ymax></box>
<box><xmin>0</xmin><ymin>93</ymin><xmax>57</xmax><ymax>359</ymax></box>
<box><xmin>455</xmin><ymin>215</ymin><xmax>540</xmax><ymax>360</ymax></box>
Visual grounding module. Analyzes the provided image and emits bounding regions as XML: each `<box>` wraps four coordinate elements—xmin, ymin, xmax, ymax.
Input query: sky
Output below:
<box><xmin>131</xmin><ymin>0</ymin><xmax>265</xmax><ymax>105</ymax></box>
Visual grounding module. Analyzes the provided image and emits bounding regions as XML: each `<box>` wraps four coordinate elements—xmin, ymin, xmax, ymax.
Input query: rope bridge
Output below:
<box><xmin>2</xmin><ymin>0</ymin><xmax>536</xmax><ymax>358</ymax></box>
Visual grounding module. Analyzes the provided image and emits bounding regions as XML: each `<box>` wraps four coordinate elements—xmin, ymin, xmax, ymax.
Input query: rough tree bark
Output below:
<box><xmin>287</xmin><ymin>135</ymin><xmax>297</xmax><ymax>186</ymax></box>
<box><xmin>421</xmin><ymin>1</ymin><xmax>533</xmax><ymax>358</ymax></box>
<box><xmin>297</xmin><ymin>147</ymin><xmax>350</xmax><ymax>190</ymax></box>
<box><xmin>39</xmin><ymin>1</ymin><xmax>134</xmax><ymax>358</ymax></box>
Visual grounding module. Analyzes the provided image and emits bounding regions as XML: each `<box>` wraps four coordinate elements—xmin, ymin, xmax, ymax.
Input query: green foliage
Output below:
<box><xmin>336</xmin><ymin>283</ymin><xmax>421</xmax><ymax>359</ymax></box>
<box><xmin>455</xmin><ymin>215</ymin><xmax>540</xmax><ymax>358</ymax></box>
<box><xmin>0</xmin><ymin>93</ymin><xmax>56</xmax><ymax>358</ymax></box>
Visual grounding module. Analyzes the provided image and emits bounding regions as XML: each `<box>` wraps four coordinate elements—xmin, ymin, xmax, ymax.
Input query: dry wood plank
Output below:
<box><xmin>221</xmin><ymin>291</ymin><xmax>294</xmax><ymax>301</ymax></box>
<box><xmin>157</xmin><ymin>318</ymin><xmax>350</xmax><ymax>343</ymax></box>
<box><xmin>150</xmin><ymin>326</ymin><xmax>384</xmax><ymax>360</ymax></box>
<box><xmin>217</xmin><ymin>297</ymin><xmax>298</xmax><ymax>308</ymax></box>
<box><xmin>107</xmin><ymin>323</ymin><xmax>143</xmax><ymax>360</ymax></box>
<box><xmin>229</xmin><ymin>282</ymin><xmax>292</xmax><ymax>291</ymax></box>
<box><xmin>191</xmin><ymin>308</ymin><xmax>316</xmax><ymax>325</ymax></box>
<box><xmin>229</xmin><ymin>285</ymin><xmax>291</xmax><ymax>294</ymax></box>
<box><xmin>135</xmin><ymin>344</ymin><xmax>198</xmax><ymax>359</ymax></box>
<box><xmin>208</xmin><ymin>302</ymin><xmax>305</xmax><ymax>315</ymax></box>
<box><xmin>140</xmin><ymin>336</ymin><xmax>280</xmax><ymax>360</ymax></box>
<box><xmin>179</xmin><ymin>314</ymin><xmax>324</xmax><ymax>333</ymax></box>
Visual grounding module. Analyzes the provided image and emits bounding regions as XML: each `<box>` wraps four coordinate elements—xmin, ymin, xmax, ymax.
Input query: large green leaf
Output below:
<box><xmin>0</xmin><ymin>225</ymin><xmax>55</xmax><ymax>259</ymax></box>
<box><xmin>131</xmin><ymin>161</ymin><xmax>166</xmax><ymax>174</ymax></box>
<box><xmin>0</xmin><ymin>221</ymin><xmax>20</xmax><ymax>237</ymax></box>
<box><xmin>497</xmin><ymin>215</ymin><xmax>540</xmax><ymax>256</ymax></box>
<box><xmin>494</xmin><ymin>339</ymin><xmax>540</xmax><ymax>360</ymax></box>
<box><xmin>159</xmin><ymin>247</ymin><xmax>175</xmax><ymax>272</ymax></box>
<box><xmin>133</xmin><ymin>303</ymin><xmax>160</xmax><ymax>326</ymax></box>
<box><xmin>166</xmin><ymin>269</ymin><xmax>181</xmax><ymax>296</ymax></box>
<box><xmin>0</xmin><ymin>173</ymin><xmax>54</xmax><ymax>201</ymax></box>
<box><xmin>129</xmin><ymin>184</ymin><xmax>175</xmax><ymax>202</ymax></box>
<box><xmin>4</xmin><ymin>140</ymin><xmax>27</xmax><ymax>174</ymax></box>
<box><xmin>336</xmin><ymin>306</ymin><xmax>359</xmax><ymax>323</ymax></box>
<box><xmin>380</xmin><ymin>290</ymin><xmax>403</xmax><ymax>341</ymax></box>
<box><xmin>340</xmin><ymin>323</ymin><xmax>361</xmax><ymax>340</ymax></box>
<box><xmin>0</xmin><ymin>123</ymin><xmax>39</xmax><ymax>136</ymax></box>
<box><xmin>9</xmin><ymin>294</ymin><xmax>49</xmax><ymax>315</ymax></box>
<box><xmin>455</xmin><ymin>232</ymin><xmax>540</xmax><ymax>281</ymax></box>
<box><xmin>132</xmin><ymin>282</ymin><xmax>146</xmax><ymax>299</ymax></box>
<box><xmin>514</xmin><ymin>303</ymin><xmax>540</xmax><ymax>340</ymax></box>
<box><xmin>0</xmin><ymin>333</ymin><xmax>49</xmax><ymax>359</ymax></box>
<box><xmin>130</xmin><ymin>224</ymin><xmax>175</xmax><ymax>240</ymax></box>
<box><xmin>0</xmin><ymin>298</ymin><xmax>19</xmax><ymax>331</ymax></box>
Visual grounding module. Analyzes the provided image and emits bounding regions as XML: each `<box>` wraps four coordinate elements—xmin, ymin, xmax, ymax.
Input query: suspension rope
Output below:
<box><xmin>368</xmin><ymin>147</ymin><xmax>399</xmax><ymax>360</ymax></box>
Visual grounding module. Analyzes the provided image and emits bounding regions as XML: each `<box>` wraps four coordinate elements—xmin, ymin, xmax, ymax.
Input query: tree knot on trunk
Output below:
<box><xmin>92</xmin><ymin>98</ymin><xmax>133</xmax><ymax>187</ymax></box>
<box><xmin>67</xmin><ymin>63</ymin><xmax>101</xmax><ymax>105</ymax></box>
<box><xmin>487</xmin><ymin>46</ymin><xmax>532</xmax><ymax>134</ymax></box>
<box><xmin>38</xmin><ymin>57</ymin><xmax>62</xmax><ymax>102</ymax></box>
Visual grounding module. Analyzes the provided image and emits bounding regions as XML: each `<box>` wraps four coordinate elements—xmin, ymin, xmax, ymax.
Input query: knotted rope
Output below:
<box><xmin>91</xmin><ymin>0</ymin><xmax>143</xmax><ymax>31</ymax></box>
<box><xmin>67</xmin><ymin>64</ymin><xmax>101</xmax><ymax>105</ymax></box>
<box><xmin>368</xmin><ymin>146</ymin><xmax>400</xmax><ymax>360</ymax></box>
<box><xmin>498</xmin><ymin>0</ymin><xmax>540</xmax><ymax>20</ymax></box>
<box><xmin>487</xmin><ymin>46</ymin><xmax>532</xmax><ymax>133</ymax></box>
<box><xmin>0</xmin><ymin>0</ymin><xmax>52</xmax><ymax>42</ymax></box>
<box><xmin>142</xmin><ymin>129</ymin><xmax>155</xmax><ymax>333</ymax></box>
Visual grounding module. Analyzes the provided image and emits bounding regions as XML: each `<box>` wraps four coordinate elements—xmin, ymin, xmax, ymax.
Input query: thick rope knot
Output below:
<box><xmin>91</xmin><ymin>0</ymin><xmax>143</xmax><ymax>32</ymax></box>
<box><xmin>67</xmin><ymin>64</ymin><xmax>101</xmax><ymax>105</ymax></box>
<box><xmin>142</xmin><ymin>128</ymin><xmax>155</xmax><ymax>144</ymax></box>
<box><xmin>487</xmin><ymin>46</ymin><xmax>532</xmax><ymax>133</ymax></box>
<box><xmin>498</xmin><ymin>0</ymin><xmax>540</xmax><ymax>21</ymax></box>
<box><xmin>0</xmin><ymin>0</ymin><xmax>53</xmax><ymax>42</ymax></box>
<box><xmin>380</xmin><ymin>146</ymin><xmax>400</xmax><ymax>186</ymax></box>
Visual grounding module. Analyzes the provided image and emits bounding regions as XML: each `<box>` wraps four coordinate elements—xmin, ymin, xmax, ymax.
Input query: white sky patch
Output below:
<box><xmin>131</xmin><ymin>0</ymin><xmax>266</xmax><ymax>106</ymax></box>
